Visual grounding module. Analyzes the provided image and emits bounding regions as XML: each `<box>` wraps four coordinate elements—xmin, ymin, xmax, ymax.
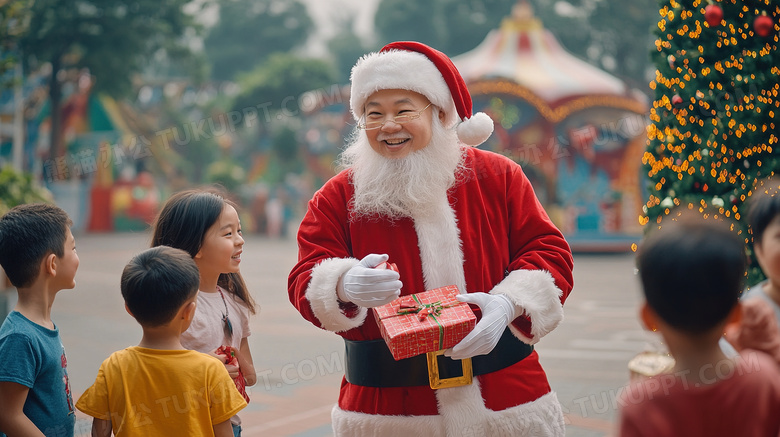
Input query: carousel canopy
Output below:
<box><xmin>453</xmin><ymin>1</ymin><xmax>633</xmax><ymax>104</ymax></box>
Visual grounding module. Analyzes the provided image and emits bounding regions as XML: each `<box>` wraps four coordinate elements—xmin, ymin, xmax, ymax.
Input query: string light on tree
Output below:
<box><xmin>644</xmin><ymin>0</ymin><xmax>779</xmax><ymax>283</ymax></box>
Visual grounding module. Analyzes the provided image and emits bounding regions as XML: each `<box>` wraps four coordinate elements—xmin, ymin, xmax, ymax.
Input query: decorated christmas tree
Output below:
<box><xmin>644</xmin><ymin>0</ymin><xmax>779</xmax><ymax>282</ymax></box>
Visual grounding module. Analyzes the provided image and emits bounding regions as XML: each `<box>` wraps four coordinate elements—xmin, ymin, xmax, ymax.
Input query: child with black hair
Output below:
<box><xmin>619</xmin><ymin>214</ymin><xmax>780</xmax><ymax>437</ymax></box>
<box><xmin>76</xmin><ymin>246</ymin><xmax>246</xmax><ymax>437</ymax></box>
<box><xmin>720</xmin><ymin>178</ymin><xmax>780</xmax><ymax>361</ymax></box>
<box><xmin>0</xmin><ymin>204</ymin><xmax>79</xmax><ymax>437</ymax></box>
<box><xmin>741</xmin><ymin>178</ymin><xmax>780</xmax><ymax>320</ymax></box>
<box><xmin>151</xmin><ymin>188</ymin><xmax>257</xmax><ymax>436</ymax></box>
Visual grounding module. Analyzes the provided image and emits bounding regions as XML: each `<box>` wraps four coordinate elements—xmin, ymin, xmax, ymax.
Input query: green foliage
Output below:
<box><xmin>19</xmin><ymin>0</ymin><xmax>200</xmax><ymax>97</ymax></box>
<box><xmin>434</xmin><ymin>0</ymin><xmax>516</xmax><ymax>56</ymax></box>
<box><xmin>0</xmin><ymin>166</ymin><xmax>53</xmax><ymax>216</ymax></box>
<box><xmin>272</xmin><ymin>126</ymin><xmax>298</xmax><ymax>163</ymax></box>
<box><xmin>374</xmin><ymin>0</ymin><xmax>440</xmax><ymax>50</ymax></box>
<box><xmin>204</xmin><ymin>0</ymin><xmax>313</xmax><ymax>81</ymax></box>
<box><xmin>644</xmin><ymin>0</ymin><xmax>779</xmax><ymax>284</ymax></box>
<box><xmin>374</xmin><ymin>0</ymin><xmax>517</xmax><ymax>55</ymax></box>
<box><xmin>160</xmin><ymin>103</ymin><xmax>220</xmax><ymax>184</ymax></box>
<box><xmin>536</xmin><ymin>0</ymin><xmax>657</xmax><ymax>89</ymax></box>
<box><xmin>231</xmin><ymin>53</ymin><xmax>338</xmax><ymax>116</ymax></box>
<box><xmin>261</xmin><ymin>126</ymin><xmax>303</xmax><ymax>184</ymax></box>
<box><xmin>327</xmin><ymin>22</ymin><xmax>368</xmax><ymax>83</ymax></box>
<box><xmin>205</xmin><ymin>159</ymin><xmax>246</xmax><ymax>193</ymax></box>
<box><xmin>372</xmin><ymin>0</ymin><xmax>656</xmax><ymax>87</ymax></box>
<box><xmin>0</xmin><ymin>0</ymin><xmax>33</xmax><ymax>89</ymax></box>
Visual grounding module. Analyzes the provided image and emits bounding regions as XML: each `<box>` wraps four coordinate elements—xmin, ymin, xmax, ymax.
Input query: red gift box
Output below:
<box><xmin>373</xmin><ymin>285</ymin><xmax>476</xmax><ymax>361</ymax></box>
<box><xmin>216</xmin><ymin>346</ymin><xmax>250</xmax><ymax>403</ymax></box>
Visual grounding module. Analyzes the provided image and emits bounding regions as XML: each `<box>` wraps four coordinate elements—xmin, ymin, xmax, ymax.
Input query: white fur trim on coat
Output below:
<box><xmin>412</xmin><ymin>196</ymin><xmax>466</xmax><ymax>293</ymax></box>
<box><xmin>350</xmin><ymin>49</ymin><xmax>458</xmax><ymax>128</ymax></box>
<box><xmin>331</xmin><ymin>389</ymin><xmax>564</xmax><ymax>437</ymax></box>
<box><xmin>490</xmin><ymin>269</ymin><xmax>564</xmax><ymax>344</ymax></box>
<box><xmin>305</xmin><ymin>257</ymin><xmax>366</xmax><ymax>332</ymax></box>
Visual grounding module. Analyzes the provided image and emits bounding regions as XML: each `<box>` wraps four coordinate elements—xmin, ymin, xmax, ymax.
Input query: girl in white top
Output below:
<box><xmin>151</xmin><ymin>188</ymin><xmax>258</xmax><ymax>437</ymax></box>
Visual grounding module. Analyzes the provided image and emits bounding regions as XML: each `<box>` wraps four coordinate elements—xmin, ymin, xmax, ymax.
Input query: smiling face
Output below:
<box><xmin>54</xmin><ymin>228</ymin><xmax>79</xmax><ymax>290</ymax></box>
<box><xmin>756</xmin><ymin>216</ymin><xmax>780</xmax><ymax>293</ymax></box>
<box><xmin>195</xmin><ymin>204</ymin><xmax>244</xmax><ymax>280</ymax></box>
<box><xmin>363</xmin><ymin>89</ymin><xmax>445</xmax><ymax>159</ymax></box>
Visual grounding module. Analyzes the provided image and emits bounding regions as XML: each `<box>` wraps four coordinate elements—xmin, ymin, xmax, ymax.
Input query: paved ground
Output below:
<box><xmin>2</xmin><ymin>232</ymin><xmax>655</xmax><ymax>436</ymax></box>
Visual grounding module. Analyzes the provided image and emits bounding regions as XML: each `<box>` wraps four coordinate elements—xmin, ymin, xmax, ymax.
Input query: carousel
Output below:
<box><xmin>453</xmin><ymin>1</ymin><xmax>648</xmax><ymax>251</ymax></box>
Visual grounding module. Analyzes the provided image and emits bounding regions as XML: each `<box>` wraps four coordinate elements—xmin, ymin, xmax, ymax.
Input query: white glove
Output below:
<box><xmin>337</xmin><ymin>254</ymin><xmax>402</xmax><ymax>308</ymax></box>
<box><xmin>445</xmin><ymin>293</ymin><xmax>519</xmax><ymax>359</ymax></box>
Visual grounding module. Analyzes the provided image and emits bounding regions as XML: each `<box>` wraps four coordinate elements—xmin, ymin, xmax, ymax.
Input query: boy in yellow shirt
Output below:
<box><xmin>76</xmin><ymin>246</ymin><xmax>247</xmax><ymax>436</ymax></box>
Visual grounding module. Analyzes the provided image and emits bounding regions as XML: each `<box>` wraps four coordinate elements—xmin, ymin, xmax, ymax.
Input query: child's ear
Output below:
<box><xmin>125</xmin><ymin>304</ymin><xmax>134</xmax><ymax>317</ymax></box>
<box><xmin>43</xmin><ymin>253</ymin><xmax>57</xmax><ymax>277</ymax></box>
<box><xmin>725</xmin><ymin>302</ymin><xmax>743</xmax><ymax>327</ymax></box>
<box><xmin>640</xmin><ymin>302</ymin><xmax>659</xmax><ymax>332</ymax></box>
<box><xmin>182</xmin><ymin>300</ymin><xmax>197</xmax><ymax>321</ymax></box>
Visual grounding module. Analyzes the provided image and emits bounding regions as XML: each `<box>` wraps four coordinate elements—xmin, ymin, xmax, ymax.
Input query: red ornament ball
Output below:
<box><xmin>754</xmin><ymin>14</ymin><xmax>775</xmax><ymax>37</ymax></box>
<box><xmin>705</xmin><ymin>4</ymin><xmax>723</xmax><ymax>27</ymax></box>
<box><xmin>672</xmin><ymin>94</ymin><xmax>683</xmax><ymax>106</ymax></box>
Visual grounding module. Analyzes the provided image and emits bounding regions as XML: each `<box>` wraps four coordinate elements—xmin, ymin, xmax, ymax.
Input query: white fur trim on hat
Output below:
<box><xmin>350</xmin><ymin>46</ymin><xmax>495</xmax><ymax>146</ymax></box>
<box><xmin>350</xmin><ymin>49</ymin><xmax>458</xmax><ymax>127</ymax></box>
<box><xmin>304</xmin><ymin>257</ymin><xmax>367</xmax><ymax>332</ymax></box>
<box><xmin>490</xmin><ymin>269</ymin><xmax>564</xmax><ymax>344</ymax></box>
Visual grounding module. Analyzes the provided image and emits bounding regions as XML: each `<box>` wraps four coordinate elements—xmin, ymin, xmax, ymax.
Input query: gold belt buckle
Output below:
<box><xmin>426</xmin><ymin>350</ymin><xmax>473</xmax><ymax>389</ymax></box>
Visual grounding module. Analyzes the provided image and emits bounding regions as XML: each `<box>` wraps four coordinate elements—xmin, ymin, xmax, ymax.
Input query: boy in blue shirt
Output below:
<box><xmin>0</xmin><ymin>204</ymin><xmax>80</xmax><ymax>437</ymax></box>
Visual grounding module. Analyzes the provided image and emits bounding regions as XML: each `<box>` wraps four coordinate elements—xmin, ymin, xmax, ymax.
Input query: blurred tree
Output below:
<box><xmin>434</xmin><ymin>0</ymin><xmax>516</xmax><ymax>55</ymax></box>
<box><xmin>374</xmin><ymin>0</ymin><xmax>439</xmax><ymax>50</ymax></box>
<box><xmin>231</xmin><ymin>53</ymin><xmax>337</xmax><ymax>122</ymax></box>
<box><xmin>18</xmin><ymin>0</ymin><xmax>200</xmax><ymax>159</ymax></box>
<box><xmin>566</xmin><ymin>0</ymin><xmax>656</xmax><ymax>89</ymax></box>
<box><xmin>204</xmin><ymin>0</ymin><xmax>313</xmax><ymax>81</ymax></box>
<box><xmin>326</xmin><ymin>17</ymin><xmax>367</xmax><ymax>83</ymax></box>
<box><xmin>373</xmin><ymin>0</ymin><xmax>656</xmax><ymax>90</ymax></box>
<box><xmin>0</xmin><ymin>165</ymin><xmax>52</xmax><ymax>215</ymax></box>
<box><xmin>264</xmin><ymin>126</ymin><xmax>303</xmax><ymax>184</ymax></box>
<box><xmin>0</xmin><ymin>0</ymin><xmax>33</xmax><ymax>88</ymax></box>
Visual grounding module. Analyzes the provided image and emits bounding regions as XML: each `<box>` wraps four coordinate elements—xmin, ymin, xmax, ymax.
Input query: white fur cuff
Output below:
<box><xmin>305</xmin><ymin>257</ymin><xmax>367</xmax><ymax>332</ymax></box>
<box><xmin>490</xmin><ymin>270</ymin><xmax>564</xmax><ymax>344</ymax></box>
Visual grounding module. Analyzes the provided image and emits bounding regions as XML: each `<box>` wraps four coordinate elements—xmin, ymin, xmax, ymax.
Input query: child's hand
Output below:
<box><xmin>725</xmin><ymin>298</ymin><xmax>780</xmax><ymax>364</ymax></box>
<box><xmin>214</xmin><ymin>346</ymin><xmax>241</xmax><ymax>378</ymax></box>
<box><xmin>214</xmin><ymin>345</ymin><xmax>250</xmax><ymax>402</ymax></box>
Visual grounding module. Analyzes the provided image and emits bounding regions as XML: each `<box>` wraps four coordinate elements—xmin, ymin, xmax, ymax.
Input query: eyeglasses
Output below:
<box><xmin>357</xmin><ymin>103</ymin><xmax>432</xmax><ymax>130</ymax></box>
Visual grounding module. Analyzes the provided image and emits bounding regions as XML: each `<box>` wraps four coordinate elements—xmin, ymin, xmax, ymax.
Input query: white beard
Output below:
<box><xmin>339</xmin><ymin>116</ymin><xmax>466</xmax><ymax>220</ymax></box>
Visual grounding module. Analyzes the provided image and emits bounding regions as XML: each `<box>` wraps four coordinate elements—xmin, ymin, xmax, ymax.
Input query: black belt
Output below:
<box><xmin>344</xmin><ymin>327</ymin><xmax>533</xmax><ymax>387</ymax></box>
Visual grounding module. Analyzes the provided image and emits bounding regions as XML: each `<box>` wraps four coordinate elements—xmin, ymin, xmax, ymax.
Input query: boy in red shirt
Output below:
<box><xmin>620</xmin><ymin>215</ymin><xmax>780</xmax><ymax>437</ymax></box>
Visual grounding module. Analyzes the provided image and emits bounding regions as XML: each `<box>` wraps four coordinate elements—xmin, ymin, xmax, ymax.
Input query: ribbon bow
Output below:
<box><xmin>386</xmin><ymin>293</ymin><xmax>462</xmax><ymax>350</ymax></box>
<box><xmin>396</xmin><ymin>296</ymin><xmax>446</xmax><ymax>321</ymax></box>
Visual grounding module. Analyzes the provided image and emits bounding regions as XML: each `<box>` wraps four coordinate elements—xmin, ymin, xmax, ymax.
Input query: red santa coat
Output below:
<box><xmin>289</xmin><ymin>147</ymin><xmax>574</xmax><ymax>436</ymax></box>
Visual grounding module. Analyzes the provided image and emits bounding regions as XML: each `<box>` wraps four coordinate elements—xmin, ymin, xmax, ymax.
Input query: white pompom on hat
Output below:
<box><xmin>349</xmin><ymin>41</ymin><xmax>494</xmax><ymax>147</ymax></box>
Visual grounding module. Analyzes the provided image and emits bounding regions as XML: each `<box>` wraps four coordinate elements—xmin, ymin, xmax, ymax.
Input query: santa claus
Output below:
<box><xmin>288</xmin><ymin>41</ymin><xmax>574</xmax><ymax>436</ymax></box>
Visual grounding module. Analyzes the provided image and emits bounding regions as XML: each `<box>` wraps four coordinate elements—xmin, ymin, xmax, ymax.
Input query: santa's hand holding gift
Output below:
<box><xmin>288</xmin><ymin>41</ymin><xmax>574</xmax><ymax>437</ymax></box>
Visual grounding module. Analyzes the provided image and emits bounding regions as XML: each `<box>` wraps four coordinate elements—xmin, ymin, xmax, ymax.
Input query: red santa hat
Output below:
<box><xmin>349</xmin><ymin>41</ymin><xmax>494</xmax><ymax>146</ymax></box>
